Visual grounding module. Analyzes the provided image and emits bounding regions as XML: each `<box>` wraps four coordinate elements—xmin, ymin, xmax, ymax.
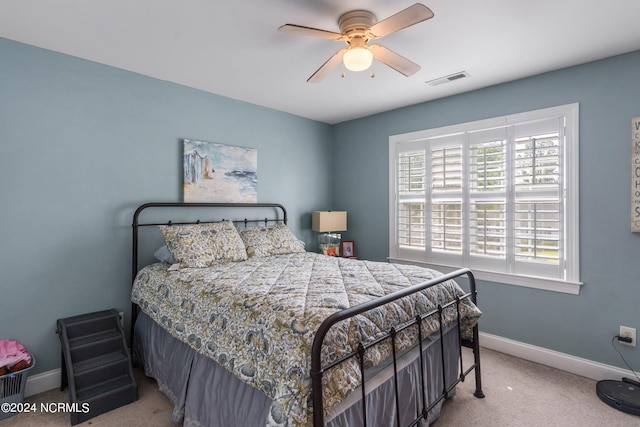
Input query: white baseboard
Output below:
<box><xmin>22</xmin><ymin>333</ymin><xmax>632</xmax><ymax>398</ymax></box>
<box><xmin>24</xmin><ymin>368</ymin><xmax>61</xmax><ymax>398</ymax></box>
<box><xmin>479</xmin><ymin>332</ymin><xmax>634</xmax><ymax>381</ymax></box>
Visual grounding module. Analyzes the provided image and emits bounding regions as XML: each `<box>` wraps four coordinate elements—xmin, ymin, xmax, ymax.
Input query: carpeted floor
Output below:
<box><xmin>2</xmin><ymin>347</ymin><xmax>638</xmax><ymax>426</ymax></box>
<box><xmin>436</xmin><ymin>348</ymin><xmax>640</xmax><ymax>427</ymax></box>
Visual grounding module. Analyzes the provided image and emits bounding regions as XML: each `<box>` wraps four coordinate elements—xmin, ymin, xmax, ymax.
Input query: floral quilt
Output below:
<box><xmin>131</xmin><ymin>252</ymin><xmax>481</xmax><ymax>426</ymax></box>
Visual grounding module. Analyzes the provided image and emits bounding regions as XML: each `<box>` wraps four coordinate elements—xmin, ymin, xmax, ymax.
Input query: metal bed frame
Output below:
<box><xmin>130</xmin><ymin>202</ymin><xmax>484</xmax><ymax>427</ymax></box>
<box><xmin>311</xmin><ymin>268</ymin><xmax>484</xmax><ymax>426</ymax></box>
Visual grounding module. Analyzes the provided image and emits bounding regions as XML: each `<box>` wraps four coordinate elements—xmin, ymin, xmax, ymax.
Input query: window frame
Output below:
<box><xmin>389</xmin><ymin>103</ymin><xmax>581</xmax><ymax>294</ymax></box>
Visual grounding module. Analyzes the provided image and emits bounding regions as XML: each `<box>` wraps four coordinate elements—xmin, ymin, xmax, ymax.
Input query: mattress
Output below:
<box><xmin>132</xmin><ymin>252</ymin><xmax>481</xmax><ymax>426</ymax></box>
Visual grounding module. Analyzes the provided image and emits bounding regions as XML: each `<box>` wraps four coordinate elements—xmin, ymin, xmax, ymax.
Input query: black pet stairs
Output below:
<box><xmin>56</xmin><ymin>309</ymin><xmax>137</xmax><ymax>425</ymax></box>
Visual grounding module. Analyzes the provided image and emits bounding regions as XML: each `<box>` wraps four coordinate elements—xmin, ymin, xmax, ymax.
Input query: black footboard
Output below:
<box><xmin>310</xmin><ymin>268</ymin><xmax>484</xmax><ymax>427</ymax></box>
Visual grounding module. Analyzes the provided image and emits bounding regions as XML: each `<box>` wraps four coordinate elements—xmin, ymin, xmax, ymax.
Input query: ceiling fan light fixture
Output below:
<box><xmin>279</xmin><ymin>4</ymin><xmax>434</xmax><ymax>82</ymax></box>
<box><xmin>343</xmin><ymin>47</ymin><xmax>373</xmax><ymax>72</ymax></box>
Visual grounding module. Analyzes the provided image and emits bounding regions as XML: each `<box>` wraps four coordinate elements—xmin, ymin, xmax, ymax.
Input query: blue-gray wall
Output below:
<box><xmin>333</xmin><ymin>50</ymin><xmax>640</xmax><ymax>369</ymax></box>
<box><xmin>2</xmin><ymin>34</ymin><xmax>639</xmax><ymax>378</ymax></box>
<box><xmin>0</xmin><ymin>38</ymin><xmax>333</xmax><ymax>375</ymax></box>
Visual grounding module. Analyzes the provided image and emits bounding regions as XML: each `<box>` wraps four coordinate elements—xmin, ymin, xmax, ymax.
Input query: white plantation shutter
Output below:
<box><xmin>430</xmin><ymin>136</ymin><xmax>464</xmax><ymax>265</ymax></box>
<box><xmin>467</xmin><ymin>128</ymin><xmax>508</xmax><ymax>272</ymax></box>
<box><xmin>511</xmin><ymin>118</ymin><xmax>564</xmax><ymax>278</ymax></box>
<box><xmin>390</xmin><ymin>104</ymin><xmax>580</xmax><ymax>293</ymax></box>
<box><xmin>395</xmin><ymin>142</ymin><xmax>427</xmax><ymax>260</ymax></box>
<box><xmin>397</xmin><ymin>148</ymin><xmax>426</xmax><ymax>250</ymax></box>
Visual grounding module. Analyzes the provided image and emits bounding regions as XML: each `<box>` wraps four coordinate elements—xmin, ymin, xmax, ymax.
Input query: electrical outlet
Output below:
<box><xmin>118</xmin><ymin>311</ymin><xmax>125</xmax><ymax>329</ymax></box>
<box><xmin>619</xmin><ymin>326</ymin><xmax>636</xmax><ymax>347</ymax></box>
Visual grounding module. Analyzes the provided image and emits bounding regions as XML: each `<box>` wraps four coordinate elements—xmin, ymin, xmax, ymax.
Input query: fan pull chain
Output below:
<box><xmin>341</xmin><ymin>62</ymin><xmax>346</xmax><ymax>78</ymax></box>
<box><xmin>370</xmin><ymin>62</ymin><xmax>375</xmax><ymax>79</ymax></box>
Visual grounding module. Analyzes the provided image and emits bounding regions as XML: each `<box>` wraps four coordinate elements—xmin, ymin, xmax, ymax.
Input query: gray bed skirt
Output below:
<box><xmin>134</xmin><ymin>311</ymin><xmax>459</xmax><ymax>427</ymax></box>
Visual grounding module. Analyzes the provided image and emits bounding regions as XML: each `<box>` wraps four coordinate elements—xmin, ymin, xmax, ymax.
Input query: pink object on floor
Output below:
<box><xmin>0</xmin><ymin>339</ymin><xmax>31</xmax><ymax>369</ymax></box>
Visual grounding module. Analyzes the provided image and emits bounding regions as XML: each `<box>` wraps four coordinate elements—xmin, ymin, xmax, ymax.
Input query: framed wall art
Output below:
<box><xmin>183</xmin><ymin>138</ymin><xmax>257</xmax><ymax>203</ymax></box>
<box><xmin>633</xmin><ymin>117</ymin><xmax>640</xmax><ymax>232</ymax></box>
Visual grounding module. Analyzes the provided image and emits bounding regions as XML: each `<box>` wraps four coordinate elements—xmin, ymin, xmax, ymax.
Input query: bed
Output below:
<box><xmin>130</xmin><ymin>202</ymin><xmax>484</xmax><ymax>427</ymax></box>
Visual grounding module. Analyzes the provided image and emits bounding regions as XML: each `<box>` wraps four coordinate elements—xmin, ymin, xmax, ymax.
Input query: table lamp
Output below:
<box><xmin>312</xmin><ymin>211</ymin><xmax>347</xmax><ymax>256</ymax></box>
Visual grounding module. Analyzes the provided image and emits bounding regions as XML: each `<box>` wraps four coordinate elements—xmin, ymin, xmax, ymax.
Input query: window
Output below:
<box><xmin>389</xmin><ymin>104</ymin><xmax>580</xmax><ymax>294</ymax></box>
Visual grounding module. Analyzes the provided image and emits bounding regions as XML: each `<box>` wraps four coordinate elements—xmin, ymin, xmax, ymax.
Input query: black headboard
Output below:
<box><xmin>131</xmin><ymin>202</ymin><xmax>287</xmax><ymax>282</ymax></box>
<box><xmin>130</xmin><ymin>202</ymin><xmax>287</xmax><ymax>341</ymax></box>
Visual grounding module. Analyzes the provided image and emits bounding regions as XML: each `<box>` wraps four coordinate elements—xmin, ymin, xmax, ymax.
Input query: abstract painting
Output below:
<box><xmin>183</xmin><ymin>139</ymin><xmax>257</xmax><ymax>203</ymax></box>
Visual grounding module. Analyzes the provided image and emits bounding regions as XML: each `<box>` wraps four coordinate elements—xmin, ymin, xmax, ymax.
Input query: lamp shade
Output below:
<box><xmin>312</xmin><ymin>211</ymin><xmax>347</xmax><ymax>232</ymax></box>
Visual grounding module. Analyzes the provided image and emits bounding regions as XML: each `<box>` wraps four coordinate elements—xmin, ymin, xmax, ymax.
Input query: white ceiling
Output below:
<box><xmin>2</xmin><ymin>1</ymin><xmax>640</xmax><ymax>124</ymax></box>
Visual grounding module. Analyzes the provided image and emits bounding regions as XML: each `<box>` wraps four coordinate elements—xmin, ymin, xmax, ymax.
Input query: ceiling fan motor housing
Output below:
<box><xmin>338</xmin><ymin>10</ymin><xmax>377</xmax><ymax>42</ymax></box>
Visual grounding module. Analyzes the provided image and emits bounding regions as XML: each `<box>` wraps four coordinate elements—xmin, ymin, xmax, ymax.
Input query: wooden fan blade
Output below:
<box><xmin>278</xmin><ymin>24</ymin><xmax>344</xmax><ymax>41</ymax></box>
<box><xmin>368</xmin><ymin>4</ymin><xmax>434</xmax><ymax>39</ymax></box>
<box><xmin>307</xmin><ymin>49</ymin><xmax>347</xmax><ymax>83</ymax></box>
<box><xmin>370</xmin><ymin>44</ymin><xmax>420</xmax><ymax>77</ymax></box>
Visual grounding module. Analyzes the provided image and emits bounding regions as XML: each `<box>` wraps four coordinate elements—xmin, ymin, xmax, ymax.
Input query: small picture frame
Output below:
<box><xmin>341</xmin><ymin>240</ymin><xmax>355</xmax><ymax>258</ymax></box>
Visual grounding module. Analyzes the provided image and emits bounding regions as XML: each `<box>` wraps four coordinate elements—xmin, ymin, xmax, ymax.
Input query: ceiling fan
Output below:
<box><xmin>278</xmin><ymin>3</ymin><xmax>434</xmax><ymax>83</ymax></box>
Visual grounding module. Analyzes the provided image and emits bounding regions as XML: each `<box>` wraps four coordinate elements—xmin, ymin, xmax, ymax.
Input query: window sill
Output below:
<box><xmin>388</xmin><ymin>258</ymin><xmax>583</xmax><ymax>295</ymax></box>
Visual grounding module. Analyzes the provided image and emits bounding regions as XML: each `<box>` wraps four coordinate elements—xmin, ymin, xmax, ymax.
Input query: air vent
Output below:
<box><xmin>426</xmin><ymin>71</ymin><xmax>470</xmax><ymax>86</ymax></box>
